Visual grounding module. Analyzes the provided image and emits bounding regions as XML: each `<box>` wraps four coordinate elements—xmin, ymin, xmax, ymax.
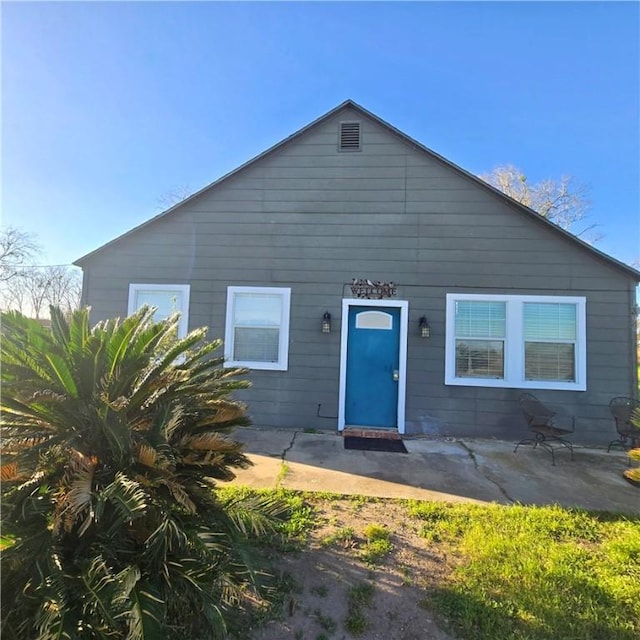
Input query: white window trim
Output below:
<box><xmin>127</xmin><ymin>283</ymin><xmax>190</xmax><ymax>338</ymax></box>
<box><xmin>224</xmin><ymin>286</ymin><xmax>291</xmax><ymax>371</ymax></box>
<box><xmin>445</xmin><ymin>293</ymin><xmax>587</xmax><ymax>391</ymax></box>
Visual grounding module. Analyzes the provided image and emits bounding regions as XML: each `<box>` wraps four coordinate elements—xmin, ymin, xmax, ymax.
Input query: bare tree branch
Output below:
<box><xmin>156</xmin><ymin>184</ymin><xmax>193</xmax><ymax>211</ymax></box>
<box><xmin>0</xmin><ymin>227</ymin><xmax>82</xmax><ymax>318</ymax></box>
<box><xmin>20</xmin><ymin>268</ymin><xmax>51</xmax><ymax>319</ymax></box>
<box><xmin>479</xmin><ymin>165</ymin><xmax>598</xmax><ymax>241</ymax></box>
<box><xmin>0</xmin><ymin>263</ymin><xmax>82</xmax><ymax>318</ymax></box>
<box><xmin>0</xmin><ymin>226</ymin><xmax>40</xmax><ymax>282</ymax></box>
<box><xmin>43</xmin><ymin>266</ymin><xmax>82</xmax><ymax>315</ymax></box>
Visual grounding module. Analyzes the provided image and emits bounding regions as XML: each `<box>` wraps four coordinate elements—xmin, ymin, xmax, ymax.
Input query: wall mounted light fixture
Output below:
<box><xmin>322</xmin><ymin>311</ymin><xmax>332</xmax><ymax>334</ymax></box>
<box><xmin>419</xmin><ymin>316</ymin><xmax>431</xmax><ymax>338</ymax></box>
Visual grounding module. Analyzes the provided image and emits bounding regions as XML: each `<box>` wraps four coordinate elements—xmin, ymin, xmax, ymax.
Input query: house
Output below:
<box><xmin>75</xmin><ymin>100</ymin><xmax>640</xmax><ymax>445</ymax></box>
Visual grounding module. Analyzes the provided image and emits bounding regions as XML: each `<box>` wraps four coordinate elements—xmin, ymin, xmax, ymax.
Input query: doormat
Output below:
<box><xmin>344</xmin><ymin>436</ymin><xmax>408</xmax><ymax>453</ymax></box>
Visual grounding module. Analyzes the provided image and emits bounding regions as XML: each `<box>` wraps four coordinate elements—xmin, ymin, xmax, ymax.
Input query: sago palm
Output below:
<box><xmin>1</xmin><ymin>306</ymin><xmax>285</xmax><ymax>639</ymax></box>
<box><xmin>624</xmin><ymin>408</ymin><xmax>640</xmax><ymax>486</ymax></box>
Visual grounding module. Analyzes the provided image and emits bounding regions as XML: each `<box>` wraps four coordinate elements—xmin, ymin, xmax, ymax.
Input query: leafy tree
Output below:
<box><xmin>480</xmin><ymin>165</ymin><xmax>598</xmax><ymax>239</ymax></box>
<box><xmin>1</xmin><ymin>306</ymin><xmax>284</xmax><ymax>639</ymax></box>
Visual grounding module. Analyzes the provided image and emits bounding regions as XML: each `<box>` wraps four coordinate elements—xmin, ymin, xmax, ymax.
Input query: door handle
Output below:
<box><xmin>392</xmin><ymin>370</ymin><xmax>399</xmax><ymax>382</ymax></box>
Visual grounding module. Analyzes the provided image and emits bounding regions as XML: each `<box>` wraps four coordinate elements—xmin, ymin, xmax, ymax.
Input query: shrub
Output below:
<box><xmin>623</xmin><ymin>423</ymin><xmax>640</xmax><ymax>485</ymax></box>
<box><xmin>0</xmin><ymin>306</ymin><xmax>286</xmax><ymax>639</ymax></box>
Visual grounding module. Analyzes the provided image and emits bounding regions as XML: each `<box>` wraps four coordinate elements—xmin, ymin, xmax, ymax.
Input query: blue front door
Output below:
<box><xmin>345</xmin><ymin>306</ymin><xmax>401</xmax><ymax>428</ymax></box>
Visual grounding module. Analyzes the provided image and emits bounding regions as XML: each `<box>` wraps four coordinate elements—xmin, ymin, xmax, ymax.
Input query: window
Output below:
<box><xmin>225</xmin><ymin>287</ymin><xmax>291</xmax><ymax>371</ymax></box>
<box><xmin>454</xmin><ymin>300</ymin><xmax>505</xmax><ymax>379</ymax></box>
<box><xmin>445</xmin><ymin>294</ymin><xmax>586</xmax><ymax>391</ymax></box>
<box><xmin>523</xmin><ymin>303</ymin><xmax>577</xmax><ymax>382</ymax></box>
<box><xmin>128</xmin><ymin>284</ymin><xmax>190</xmax><ymax>338</ymax></box>
<box><xmin>355</xmin><ymin>310</ymin><xmax>393</xmax><ymax>330</ymax></box>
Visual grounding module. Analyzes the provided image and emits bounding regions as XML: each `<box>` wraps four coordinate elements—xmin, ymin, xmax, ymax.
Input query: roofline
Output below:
<box><xmin>74</xmin><ymin>99</ymin><xmax>640</xmax><ymax>281</ymax></box>
<box><xmin>346</xmin><ymin>102</ymin><xmax>640</xmax><ymax>281</ymax></box>
<box><xmin>73</xmin><ymin>100</ymin><xmax>356</xmax><ymax>266</ymax></box>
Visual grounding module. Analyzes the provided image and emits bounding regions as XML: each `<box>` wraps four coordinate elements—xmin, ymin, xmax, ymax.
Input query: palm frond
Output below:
<box><xmin>178</xmin><ymin>431</ymin><xmax>242</xmax><ymax>452</ymax></box>
<box><xmin>48</xmin><ymin>305</ymin><xmax>71</xmax><ymax>351</ymax></box>
<box><xmin>95</xmin><ymin>473</ymin><xmax>148</xmax><ymax>536</ymax></box>
<box><xmin>77</xmin><ymin>556</ymin><xmax>122</xmax><ymax>632</ymax></box>
<box><xmin>105</xmin><ymin>310</ymin><xmax>154</xmax><ymax>380</ymax></box>
<box><xmin>218</xmin><ymin>493</ymin><xmax>289</xmax><ymax>539</ymax></box>
<box><xmin>33</xmin><ymin>557</ymin><xmax>75</xmax><ymax>640</ymax></box>
<box><xmin>207</xmin><ymin>402</ymin><xmax>248</xmax><ymax>425</ymax></box>
<box><xmin>54</xmin><ymin>451</ymin><xmax>97</xmax><ymax>535</ymax></box>
<box><xmin>175</xmin><ymin>338</ymin><xmax>222</xmax><ymax>371</ymax></box>
<box><xmin>143</xmin><ymin>516</ymin><xmax>191</xmax><ymax>567</ymax></box>
<box><xmin>134</xmin><ymin>442</ymin><xmax>158</xmax><ymax>467</ymax></box>
<box><xmin>1</xmin><ymin>394</ymin><xmax>69</xmax><ymax>433</ymax></box>
<box><xmin>43</xmin><ymin>352</ymin><xmax>79</xmax><ymax>398</ymax></box>
<box><xmin>2</xmin><ymin>305</ymin><xmax>275</xmax><ymax>638</ymax></box>
<box><xmin>113</xmin><ymin>564</ymin><xmax>141</xmax><ymax>602</ymax></box>
<box><xmin>162</xmin><ymin>480</ymin><xmax>197</xmax><ymax>514</ymax></box>
<box><xmin>0</xmin><ymin>461</ymin><xmax>19</xmax><ymax>481</ymax></box>
<box><xmin>127</xmin><ymin>581</ymin><xmax>164</xmax><ymax>640</ymax></box>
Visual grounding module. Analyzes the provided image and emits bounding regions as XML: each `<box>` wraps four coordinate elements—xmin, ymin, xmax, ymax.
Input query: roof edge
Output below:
<box><xmin>74</xmin><ymin>99</ymin><xmax>640</xmax><ymax>281</ymax></box>
<box><xmin>344</xmin><ymin>102</ymin><xmax>640</xmax><ymax>281</ymax></box>
<box><xmin>74</xmin><ymin>100</ymin><xmax>358</xmax><ymax>266</ymax></box>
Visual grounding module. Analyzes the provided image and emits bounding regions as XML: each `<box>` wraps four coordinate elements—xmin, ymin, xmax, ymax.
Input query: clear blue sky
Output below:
<box><xmin>2</xmin><ymin>1</ymin><xmax>639</xmax><ymax>267</ymax></box>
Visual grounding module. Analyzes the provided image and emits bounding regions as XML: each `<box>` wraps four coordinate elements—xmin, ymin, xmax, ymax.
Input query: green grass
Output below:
<box><xmin>214</xmin><ymin>488</ymin><xmax>639</xmax><ymax>640</ymax></box>
<box><xmin>345</xmin><ymin>582</ymin><xmax>375</xmax><ymax>634</ymax></box>
<box><xmin>320</xmin><ymin>522</ymin><xmax>393</xmax><ymax>563</ymax></box>
<box><xmin>360</xmin><ymin>522</ymin><xmax>393</xmax><ymax>564</ymax></box>
<box><xmin>217</xmin><ymin>486</ymin><xmax>317</xmax><ymax>549</ymax></box>
<box><xmin>407</xmin><ymin>501</ymin><xmax>640</xmax><ymax>640</ymax></box>
<box><xmin>320</xmin><ymin>526</ymin><xmax>356</xmax><ymax>547</ymax></box>
<box><xmin>360</xmin><ymin>538</ymin><xmax>392</xmax><ymax>565</ymax></box>
<box><xmin>312</xmin><ymin>609</ymin><xmax>337</xmax><ymax>633</ymax></box>
<box><xmin>276</xmin><ymin>461</ymin><xmax>291</xmax><ymax>485</ymax></box>
<box><xmin>362</xmin><ymin>523</ymin><xmax>391</xmax><ymax>541</ymax></box>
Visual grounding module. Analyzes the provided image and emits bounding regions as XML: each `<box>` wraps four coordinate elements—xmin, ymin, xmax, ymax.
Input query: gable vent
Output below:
<box><xmin>339</xmin><ymin>121</ymin><xmax>361</xmax><ymax>151</ymax></box>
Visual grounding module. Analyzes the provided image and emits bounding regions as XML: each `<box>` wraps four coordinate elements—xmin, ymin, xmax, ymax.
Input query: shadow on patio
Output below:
<box><xmin>224</xmin><ymin>428</ymin><xmax>639</xmax><ymax>514</ymax></box>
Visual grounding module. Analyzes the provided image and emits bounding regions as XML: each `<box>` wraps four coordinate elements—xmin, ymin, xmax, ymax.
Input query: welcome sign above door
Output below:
<box><xmin>350</xmin><ymin>278</ymin><xmax>397</xmax><ymax>299</ymax></box>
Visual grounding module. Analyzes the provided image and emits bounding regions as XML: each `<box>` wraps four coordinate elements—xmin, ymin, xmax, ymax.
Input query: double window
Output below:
<box><xmin>445</xmin><ymin>294</ymin><xmax>586</xmax><ymax>391</ymax></box>
<box><xmin>224</xmin><ymin>286</ymin><xmax>291</xmax><ymax>371</ymax></box>
<box><xmin>127</xmin><ymin>284</ymin><xmax>190</xmax><ymax>338</ymax></box>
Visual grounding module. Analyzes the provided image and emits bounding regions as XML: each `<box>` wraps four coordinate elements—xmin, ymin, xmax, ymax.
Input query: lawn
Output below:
<box><xmin>408</xmin><ymin>501</ymin><xmax>640</xmax><ymax>640</ymax></box>
<box><xmin>222</xmin><ymin>488</ymin><xmax>640</xmax><ymax>640</ymax></box>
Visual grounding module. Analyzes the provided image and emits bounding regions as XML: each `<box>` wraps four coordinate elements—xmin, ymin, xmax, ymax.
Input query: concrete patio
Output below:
<box><xmin>225</xmin><ymin>428</ymin><xmax>640</xmax><ymax>514</ymax></box>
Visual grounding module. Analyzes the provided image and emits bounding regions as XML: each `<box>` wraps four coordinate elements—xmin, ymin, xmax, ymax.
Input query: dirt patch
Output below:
<box><xmin>247</xmin><ymin>498</ymin><xmax>457</xmax><ymax>640</ymax></box>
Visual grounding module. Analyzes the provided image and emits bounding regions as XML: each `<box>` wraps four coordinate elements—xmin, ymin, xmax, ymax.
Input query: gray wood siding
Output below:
<box><xmin>81</xmin><ymin>106</ymin><xmax>638</xmax><ymax>445</ymax></box>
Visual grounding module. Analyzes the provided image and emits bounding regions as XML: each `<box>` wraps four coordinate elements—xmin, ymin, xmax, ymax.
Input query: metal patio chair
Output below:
<box><xmin>608</xmin><ymin>396</ymin><xmax>640</xmax><ymax>453</ymax></box>
<box><xmin>514</xmin><ymin>392</ymin><xmax>575</xmax><ymax>465</ymax></box>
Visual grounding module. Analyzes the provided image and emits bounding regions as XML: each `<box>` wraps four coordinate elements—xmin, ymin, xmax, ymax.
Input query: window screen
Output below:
<box><xmin>232</xmin><ymin>293</ymin><xmax>282</xmax><ymax>363</ymax></box>
<box><xmin>225</xmin><ymin>287</ymin><xmax>291</xmax><ymax>371</ymax></box>
<box><xmin>524</xmin><ymin>303</ymin><xmax>576</xmax><ymax>382</ymax></box>
<box><xmin>454</xmin><ymin>300</ymin><xmax>506</xmax><ymax>379</ymax></box>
